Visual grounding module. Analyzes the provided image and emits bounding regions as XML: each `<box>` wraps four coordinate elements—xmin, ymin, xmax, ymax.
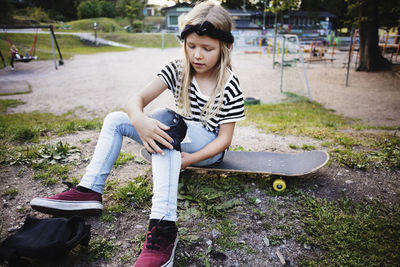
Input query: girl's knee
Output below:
<box><xmin>103</xmin><ymin>111</ymin><xmax>129</xmax><ymax>129</ymax></box>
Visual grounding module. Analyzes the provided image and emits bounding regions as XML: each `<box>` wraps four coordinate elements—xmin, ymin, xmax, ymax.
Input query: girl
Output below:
<box><xmin>30</xmin><ymin>1</ymin><xmax>245</xmax><ymax>266</ymax></box>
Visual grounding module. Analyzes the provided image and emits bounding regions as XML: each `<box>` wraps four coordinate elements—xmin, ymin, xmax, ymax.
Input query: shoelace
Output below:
<box><xmin>146</xmin><ymin>224</ymin><xmax>177</xmax><ymax>250</ymax></box>
<box><xmin>62</xmin><ymin>181</ymin><xmax>74</xmax><ymax>189</ymax></box>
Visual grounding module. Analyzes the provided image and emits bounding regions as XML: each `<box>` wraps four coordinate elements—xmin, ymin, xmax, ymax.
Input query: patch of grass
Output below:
<box><xmin>297</xmin><ymin>194</ymin><xmax>400</xmax><ymax>266</ymax></box>
<box><xmin>301</xmin><ymin>144</ymin><xmax>316</xmax><ymax>151</ymax></box>
<box><xmin>114</xmin><ymin>176</ymin><xmax>153</xmax><ymax>208</ymax></box>
<box><xmin>32</xmin><ymin>163</ymin><xmax>70</xmax><ymax>186</ymax></box>
<box><xmin>67</xmin><ymin>17</ymin><xmax>124</xmax><ymax>32</ymax></box>
<box><xmin>242</xmin><ymin>99</ymin><xmax>354</xmax><ymax>136</ymax></box>
<box><xmin>100</xmin><ymin>203</ymin><xmax>128</xmax><ymax>222</ymax></box>
<box><xmin>0</xmin><ymin>111</ymin><xmax>102</xmax><ymax>144</ymax></box>
<box><xmin>2</xmin><ymin>188</ymin><xmax>18</xmax><ymax>197</ymax></box>
<box><xmin>9</xmin><ymin>141</ymin><xmax>80</xmax><ymax>167</ymax></box>
<box><xmin>215</xmin><ymin>219</ymin><xmax>241</xmax><ymax>250</ymax></box>
<box><xmin>331</xmin><ymin>149</ymin><xmax>372</xmax><ymax>169</ymax></box>
<box><xmin>178</xmin><ymin>171</ymin><xmax>244</xmax><ymax>218</ymax></box>
<box><xmin>114</xmin><ymin>151</ymin><xmax>135</xmax><ymax>168</ymax></box>
<box><xmin>130</xmin><ymin>233</ymin><xmax>146</xmax><ymax>255</ymax></box>
<box><xmin>0</xmin><ymin>99</ymin><xmax>26</xmax><ymax>113</ymax></box>
<box><xmin>99</xmin><ymin>32</ymin><xmax>181</xmax><ymax>48</ymax></box>
<box><xmin>0</xmin><ymin>33</ymin><xmax>130</xmax><ymax>65</ymax></box>
<box><xmin>242</xmin><ymin>97</ymin><xmax>400</xmax><ymax>170</ymax></box>
<box><xmin>87</xmin><ymin>237</ymin><xmax>120</xmax><ymax>260</ymax></box>
<box><xmin>80</xmin><ymin>138</ymin><xmax>91</xmax><ymax>144</ymax></box>
<box><xmin>268</xmin><ymin>235</ymin><xmax>284</xmax><ymax>246</ymax></box>
<box><xmin>0</xmin><ymin>111</ymin><xmax>101</xmax><ymax>166</ymax></box>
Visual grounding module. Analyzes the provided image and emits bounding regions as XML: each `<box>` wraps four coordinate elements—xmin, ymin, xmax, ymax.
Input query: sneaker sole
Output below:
<box><xmin>30</xmin><ymin>198</ymin><xmax>103</xmax><ymax>216</ymax></box>
<box><xmin>161</xmin><ymin>235</ymin><xmax>178</xmax><ymax>267</ymax></box>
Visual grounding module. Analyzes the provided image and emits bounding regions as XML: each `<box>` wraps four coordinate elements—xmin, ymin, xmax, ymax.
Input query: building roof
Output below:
<box><xmin>234</xmin><ymin>20</ymin><xmax>261</xmax><ymax>29</ymax></box>
<box><xmin>265</xmin><ymin>10</ymin><xmax>337</xmax><ymax>18</ymax></box>
<box><xmin>161</xmin><ymin>2</ymin><xmax>192</xmax><ymax>11</ymax></box>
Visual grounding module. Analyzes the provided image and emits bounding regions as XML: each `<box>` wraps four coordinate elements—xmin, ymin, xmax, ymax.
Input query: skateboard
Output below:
<box><xmin>140</xmin><ymin>148</ymin><xmax>329</xmax><ymax>191</ymax></box>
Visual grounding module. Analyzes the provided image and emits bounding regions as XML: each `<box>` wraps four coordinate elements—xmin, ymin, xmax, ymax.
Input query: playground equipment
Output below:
<box><xmin>379</xmin><ymin>31</ymin><xmax>400</xmax><ymax>63</ymax></box>
<box><xmin>304</xmin><ymin>40</ymin><xmax>336</xmax><ymax>63</ymax></box>
<box><xmin>1</xmin><ymin>25</ymin><xmax>63</xmax><ymax>70</ymax></box>
<box><xmin>274</xmin><ymin>34</ymin><xmax>312</xmax><ymax>101</ymax></box>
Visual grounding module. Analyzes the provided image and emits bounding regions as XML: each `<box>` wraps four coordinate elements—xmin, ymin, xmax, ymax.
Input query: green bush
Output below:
<box><xmin>78</xmin><ymin>0</ymin><xmax>117</xmax><ymax>19</ymax></box>
<box><xmin>132</xmin><ymin>21</ymin><xmax>143</xmax><ymax>32</ymax></box>
<box><xmin>27</xmin><ymin>7</ymin><xmax>50</xmax><ymax>22</ymax></box>
<box><xmin>99</xmin><ymin>0</ymin><xmax>117</xmax><ymax>17</ymax></box>
<box><xmin>0</xmin><ymin>0</ymin><xmax>13</xmax><ymax>24</ymax></box>
<box><xmin>77</xmin><ymin>0</ymin><xmax>101</xmax><ymax>19</ymax></box>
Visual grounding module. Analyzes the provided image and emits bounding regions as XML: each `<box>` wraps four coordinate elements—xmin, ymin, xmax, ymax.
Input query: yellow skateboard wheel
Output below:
<box><xmin>273</xmin><ymin>179</ymin><xmax>286</xmax><ymax>192</ymax></box>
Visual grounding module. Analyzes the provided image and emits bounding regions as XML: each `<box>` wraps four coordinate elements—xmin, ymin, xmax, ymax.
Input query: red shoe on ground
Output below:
<box><xmin>134</xmin><ymin>223</ymin><xmax>178</xmax><ymax>267</ymax></box>
<box><xmin>30</xmin><ymin>188</ymin><xmax>103</xmax><ymax>215</ymax></box>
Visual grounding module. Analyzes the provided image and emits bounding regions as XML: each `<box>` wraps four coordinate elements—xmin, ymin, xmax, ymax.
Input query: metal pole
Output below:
<box><xmin>272</xmin><ymin>12</ymin><xmax>278</xmax><ymax>69</ymax></box>
<box><xmin>49</xmin><ymin>28</ymin><xmax>57</xmax><ymax>70</ymax></box>
<box><xmin>346</xmin><ymin>29</ymin><xmax>354</xmax><ymax>87</ymax></box>
<box><xmin>0</xmin><ymin>50</ymin><xmax>6</xmax><ymax>67</ymax></box>
<box><xmin>49</xmin><ymin>25</ymin><xmax>64</xmax><ymax>65</ymax></box>
<box><xmin>296</xmin><ymin>35</ymin><xmax>312</xmax><ymax>101</ymax></box>
<box><xmin>161</xmin><ymin>32</ymin><xmax>165</xmax><ymax>49</ymax></box>
<box><xmin>262</xmin><ymin>0</ymin><xmax>266</xmax><ymax>30</ymax></box>
<box><xmin>280</xmin><ymin>36</ymin><xmax>285</xmax><ymax>93</ymax></box>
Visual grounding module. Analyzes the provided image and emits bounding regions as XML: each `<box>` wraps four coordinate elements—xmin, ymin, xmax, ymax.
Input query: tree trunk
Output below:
<box><xmin>357</xmin><ymin>0</ymin><xmax>391</xmax><ymax>71</ymax></box>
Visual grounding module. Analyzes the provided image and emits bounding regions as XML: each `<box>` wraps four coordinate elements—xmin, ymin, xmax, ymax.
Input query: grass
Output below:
<box><xmin>2</xmin><ymin>188</ymin><xmax>18</xmax><ymax>197</ymax></box>
<box><xmin>242</xmin><ymin>95</ymin><xmax>400</xmax><ymax>170</ymax></box>
<box><xmin>99</xmin><ymin>32</ymin><xmax>181</xmax><ymax>48</ymax></box>
<box><xmin>0</xmin><ymin>99</ymin><xmax>26</xmax><ymax>113</ymax></box>
<box><xmin>178</xmin><ymin>171</ymin><xmax>245</xmax><ymax>218</ymax></box>
<box><xmin>113</xmin><ymin>176</ymin><xmax>153</xmax><ymax>208</ymax></box>
<box><xmin>0</xmin><ymin>31</ymin><xmax>180</xmax><ymax>68</ymax></box>
<box><xmin>0</xmin><ymin>33</ymin><xmax>130</xmax><ymax>64</ymax></box>
<box><xmin>114</xmin><ymin>151</ymin><xmax>135</xmax><ymax>168</ymax></box>
<box><xmin>86</xmin><ymin>237</ymin><xmax>120</xmax><ymax>260</ymax></box>
<box><xmin>0</xmin><ymin>100</ymin><xmax>102</xmax><ymax>168</ymax></box>
<box><xmin>67</xmin><ymin>17</ymin><xmax>124</xmax><ymax>32</ymax></box>
<box><xmin>297</xmin><ymin>195</ymin><xmax>400</xmax><ymax>266</ymax></box>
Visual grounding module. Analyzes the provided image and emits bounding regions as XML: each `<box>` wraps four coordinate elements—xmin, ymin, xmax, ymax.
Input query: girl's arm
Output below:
<box><xmin>181</xmin><ymin>122</ymin><xmax>235</xmax><ymax>168</ymax></box>
<box><xmin>126</xmin><ymin>77</ymin><xmax>174</xmax><ymax>155</ymax></box>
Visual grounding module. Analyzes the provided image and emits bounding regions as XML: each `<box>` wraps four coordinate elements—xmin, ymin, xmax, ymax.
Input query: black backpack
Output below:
<box><xmin>0</xmin><ymin>216</ymin><xmax>91</xmax><ymax>266</ymax></box>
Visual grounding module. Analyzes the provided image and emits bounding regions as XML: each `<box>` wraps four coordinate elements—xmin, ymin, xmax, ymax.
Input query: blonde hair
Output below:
<box><xmin>179</xmin><ymin>1</ymin><xmax>233</xmax><ymax>123</ymax></box>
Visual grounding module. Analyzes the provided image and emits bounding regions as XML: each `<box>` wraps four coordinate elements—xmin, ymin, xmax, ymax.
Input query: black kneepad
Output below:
<box><xmin>149</xmin><ymin>108</ymin><xmax>187</xmax><ymax>151</ymax></box>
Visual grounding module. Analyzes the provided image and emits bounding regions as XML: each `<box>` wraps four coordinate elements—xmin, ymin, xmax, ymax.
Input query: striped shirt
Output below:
<box><xmin>157</xmin><ymin>59</ymin><xmax>245</xmax><ymax>133</ymax></box>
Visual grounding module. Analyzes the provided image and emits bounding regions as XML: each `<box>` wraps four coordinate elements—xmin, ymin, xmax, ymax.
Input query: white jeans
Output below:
<box><xmin>78</xmin><ymin>111</ymin><xmax>222</xmax><ymax>221</ymax></box>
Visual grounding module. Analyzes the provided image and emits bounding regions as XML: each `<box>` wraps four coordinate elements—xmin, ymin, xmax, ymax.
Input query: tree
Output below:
<box><xmin>347</xmin><ymin>0</ymin><xmax>399</xmax><ymax>71</ymax></box>
<box><xmin>0</xmin><ymin>0</ymin><xmax>14</xmax><ymax>24</ymax></box>
<box><xmin>299</xmin><ymin>0</ymin><xmax>400</xmax><ymax>71</ymax></box>
<box><xmin>28</xmin><ymin>0</ymin><xmax>83</xmax><ymax>21</ymax></box>
<box><xmin>116</xmin><ymin>0</ymin><xmax>143</xmax><ymax>28</ymax></box>
<box><xmin>77</xmin><ymin>0</ymin><xmax>101</xmax><ymax>19</ymax></box>
<box><xmin>99</xmin><ymin>0</ymin><xmax>117</xmax><ymax>18</ymax></box>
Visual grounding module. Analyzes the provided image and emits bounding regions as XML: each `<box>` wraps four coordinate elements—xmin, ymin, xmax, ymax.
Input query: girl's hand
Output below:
<box><xmin>181</xmin><ymin>152</ymin><xmax>195</xmax><ymax>169</ymax></box>
<box><xmin>135</xmin><ymin>116</ymin><xmax>174</xmax><ymax>155</ymax></box>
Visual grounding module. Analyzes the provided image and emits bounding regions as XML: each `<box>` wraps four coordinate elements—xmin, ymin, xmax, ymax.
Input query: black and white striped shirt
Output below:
<box><xmin>157</xmin><ymin>59</ymin><xmax>245</xmax><ymax>133</ymax></box>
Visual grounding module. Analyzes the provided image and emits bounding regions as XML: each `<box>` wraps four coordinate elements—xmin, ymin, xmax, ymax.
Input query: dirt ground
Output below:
<box><xmin>0</xmin><ymin>48</ymin><xmax>399</xmax><ymax>266</ymax></box>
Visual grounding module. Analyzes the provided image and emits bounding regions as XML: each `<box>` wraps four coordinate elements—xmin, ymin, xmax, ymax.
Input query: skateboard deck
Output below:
<box><xmin>140</xmin><ymin>148</ymin><xmax>329</xmax><ymax>176</ymax></box>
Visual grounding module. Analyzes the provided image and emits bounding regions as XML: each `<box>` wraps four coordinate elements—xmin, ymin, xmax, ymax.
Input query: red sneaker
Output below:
<box><xmin>30</xmin><ymin>188</ymin><xmax>103</xmax><ymax>215</ymax></box>
<box><xmin>134</xmin><ymin>223</ymin><xmax>178</xmax><ymax>267</ymax></box>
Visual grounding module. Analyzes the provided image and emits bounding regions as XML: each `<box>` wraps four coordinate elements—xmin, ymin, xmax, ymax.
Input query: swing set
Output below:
<box><xmin>0</xmin><ymin>25</ymin><xmax>64</xmax><ymax>70</ymax></box>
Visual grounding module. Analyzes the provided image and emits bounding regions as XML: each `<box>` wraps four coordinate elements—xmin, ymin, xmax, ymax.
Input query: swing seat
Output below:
<box><xmin>14</xmin><ymin>56</ymin><xmax>37</xmax><ymax>63</ymax></box>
